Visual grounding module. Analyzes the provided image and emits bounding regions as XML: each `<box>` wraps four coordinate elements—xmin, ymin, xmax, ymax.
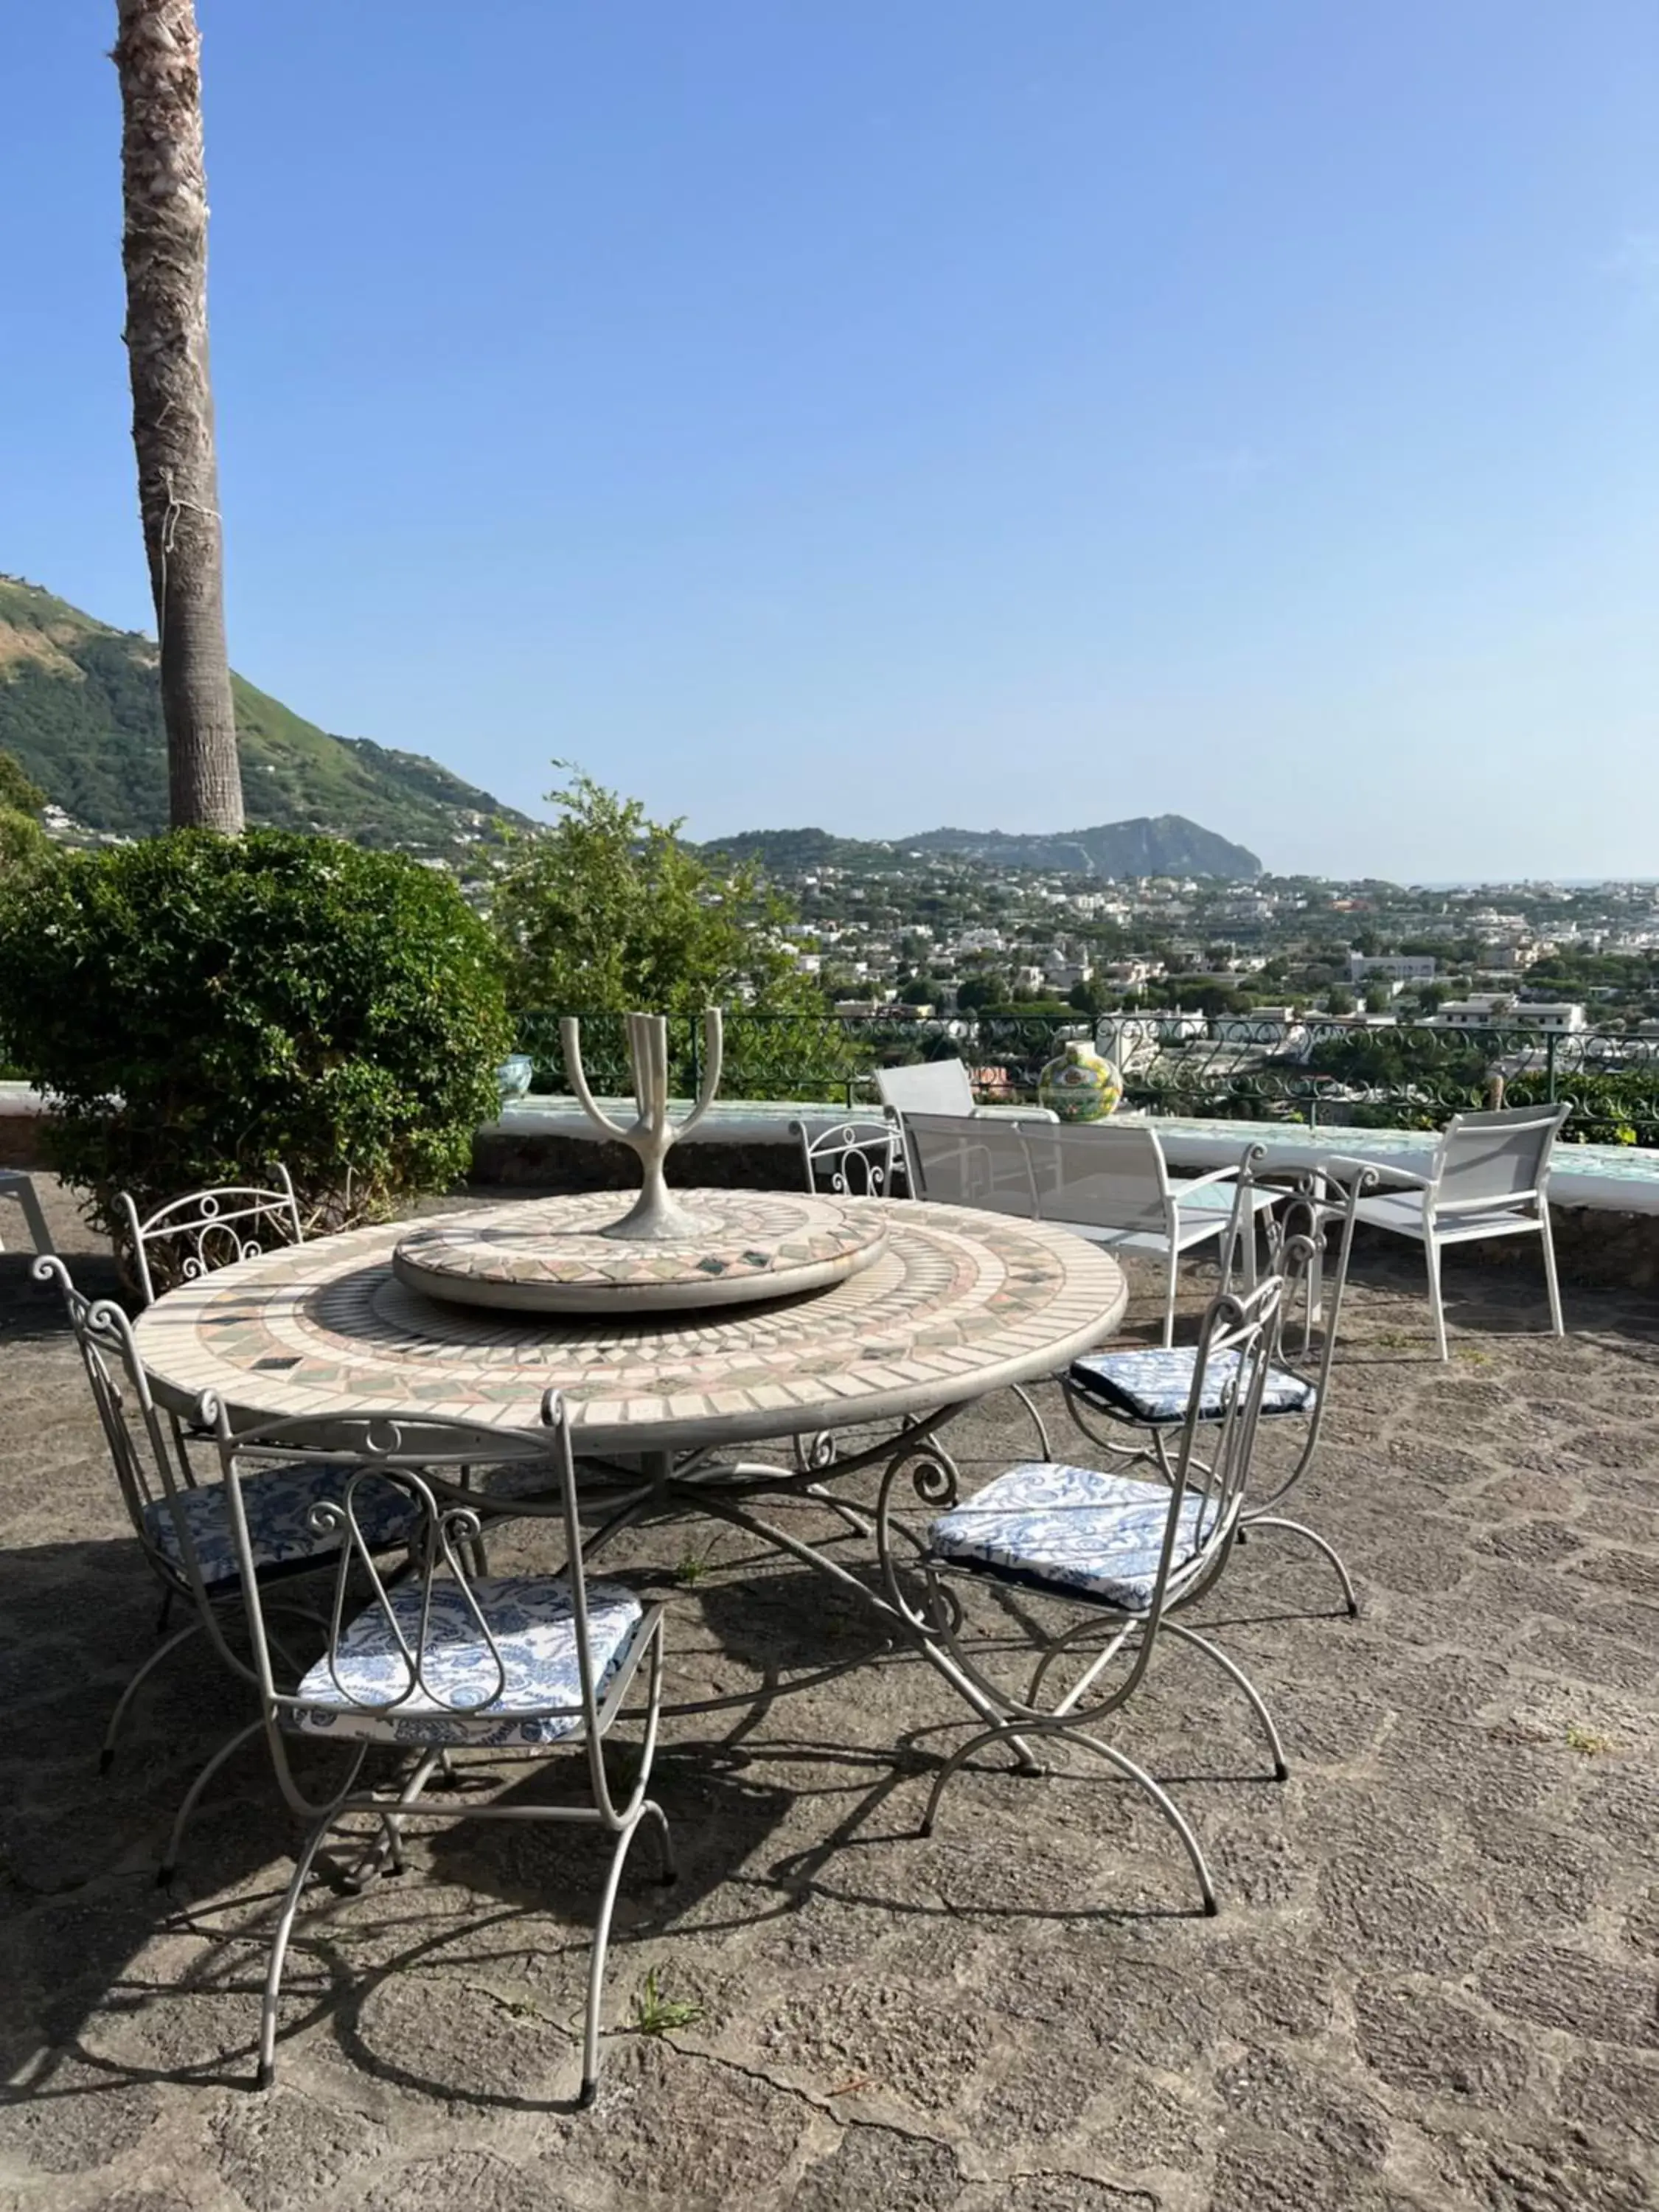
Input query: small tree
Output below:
<box><xmin>0</xmin><ymin>749</ymin><xmax>50</xmax><ymax>884</ymax></box>
<box><xmin>0</xmin><ymin>831</ymin><xmax>510</xmax><ymax>1259</ymax></box>
<box><xmin>493</xmin><ymin>770</ymin><xmax>852</xmax><ymax>1099</ymax></box>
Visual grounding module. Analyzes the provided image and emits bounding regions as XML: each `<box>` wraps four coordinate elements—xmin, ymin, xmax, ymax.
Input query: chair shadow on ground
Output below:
<box><xmin>0</xmin><ymin>1526</ymin><xmax>813</xmax><ymax>2112</ymax></box>
<box><xmin>0</xmin><ymin>1248</ymin><xmax>125</xmax><ymax>1343</ymax></box>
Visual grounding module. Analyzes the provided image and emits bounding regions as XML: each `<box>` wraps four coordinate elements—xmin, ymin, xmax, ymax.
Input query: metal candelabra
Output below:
<box><xmin>559</xmin><ymin>1009</ymin><xmax>724</xmax><ymax>1241</ymax></box>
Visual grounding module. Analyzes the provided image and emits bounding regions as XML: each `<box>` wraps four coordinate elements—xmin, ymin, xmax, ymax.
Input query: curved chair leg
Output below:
<box><xmin>804</xmin><ymin>1484</ymin><xmax>874</xmax><ymax>1538</ymax></box>
<box><xmin>1245</xmin><ymin>1514</ymin><xmax>1359</xmax><ymax>1615</ymax></box>
<box><xmin>157</xmin><ymin>1717</ymin><xmax>264</xmax><ymax>1887</ymax></box>
<box><xmin>257</xmin><ymin>1812</ymin><xmax>345</xmax><ymax>2090</ymax></box>
<box><xmin>1046</xmin><ymin>1722</ymin><xmax>1218</xmax><ymax>1914</ymax></box>
<box><xmin>1009</xmin><ymin>1382</ymin><xmax>1052</xmax><ymax>1461</ymax></box>
<box><xmin>641</xmin><ymin>1798</ymin><xmax>677</xmax><ymax>1885</ymax></box>
<box><xmin>922</xmin><ymin>1718</ymin><xmax>1217</xmax><ymax>1915</ymax></box>
<box><xmin>101</xmin><ymin>1617</ymin><xmax>209</xmax><ymax>1773</ymax></box>
<box><xmin>579</xmin><ymin>1811</ymin><xmax>656</xmax><ymax>2109</ymax></box>
<box><xmin>1539</xmin><ymin>1214</ymin><xmax>1565</xmax><ymax>1338</ymax></box>
<box><xmin>1425</xmin><ymin>1236</ymin><xmax>1449</xmax><ymax>1361</ymax></box>
<box><xmin>920</xmin><ymin>1721</ymin><xmax>1035</xmax><ymax>1836</ymax></box>
<box><xmin>1160</xmin><ymin>1621</ymin><xmax>1287</xmax><ymax>1779</ymax></box>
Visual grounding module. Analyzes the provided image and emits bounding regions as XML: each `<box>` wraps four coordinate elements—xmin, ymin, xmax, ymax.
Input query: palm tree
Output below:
<box><xmin>113</xmin><ymin>0</ymin><xmax>243</xmax><ymax>831</ymax></box>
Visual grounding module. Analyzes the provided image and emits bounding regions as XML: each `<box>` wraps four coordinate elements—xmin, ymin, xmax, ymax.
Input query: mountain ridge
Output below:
<box><xmin>0</xmin><ymin>574</ymin><xmax>529</xmax><ymax>851</ymax></box>
<box><xmin>707</xmin><ymin>813</ymin><xmax>1262</xmax><ymax>880</ymax></box>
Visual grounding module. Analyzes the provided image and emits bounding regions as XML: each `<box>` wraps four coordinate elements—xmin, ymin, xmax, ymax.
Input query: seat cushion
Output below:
<box><xmin>142</xmin><ymin>1464</ymin><xmax>418</xmax><ymax>1588</ymax></box>
<box><xmin>291</xmin><ymin>1576</ymin><xmax>643</xmax><ymax>1747</ymax></box>
<box><xmin>1069</xmin><ymin>1346</ymin><xmax>1317</xmax><ymax>1425</ymax></box>
<box><xmin>928</xmin><ymin>1461</ymin><xmax>1214</xmax><ymax>1610</ymax></box>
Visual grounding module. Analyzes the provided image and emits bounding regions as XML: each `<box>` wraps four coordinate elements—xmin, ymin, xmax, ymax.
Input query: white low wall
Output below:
<box><xmin>7</xmin><ymin>1081</ymin><xmax>1658</xmax><ymax>1219</ymax></box>
<box><xmin>481</xmin><ymin>1096</ymin><xmax>1659</xmax><ymax>1217</ymax></box>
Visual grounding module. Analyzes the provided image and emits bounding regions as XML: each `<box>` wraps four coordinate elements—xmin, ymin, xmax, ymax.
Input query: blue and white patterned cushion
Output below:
<box><xmin>142</xmin><ymin>1465</ymin><xmax>418</xmax><ymax>1587</ymax></box>
<box><xmin>1068</xmin><ymin>1346</ymin><xmax>1316</xmax><ymax>1425</ymax></box>
<box><xmin>291</xmin><ymin>1576</ymin><xmax>643</xmax><ymax>1747</ymax></box>
<box><xmin>928</xmin><ymin>1461</ymin><xmax>1218</xmax><ymax>1609</ymax></box>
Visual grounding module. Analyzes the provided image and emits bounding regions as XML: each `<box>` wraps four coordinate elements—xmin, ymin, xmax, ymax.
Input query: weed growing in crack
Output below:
<box><xmin>634</xmin><ymin>1966</ymin><xmax>704</xmax><ymax>2036</ymax></box>
<box><xmin>1565</xmin><ymin>1723</ymin><xmax>1617</xmax><ymax>1756</ymax></box>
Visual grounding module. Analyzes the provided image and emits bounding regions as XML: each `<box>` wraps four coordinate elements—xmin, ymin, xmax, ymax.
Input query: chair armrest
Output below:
<box><xmin>1323</xmin><ymin>1153</ymin><xmax>1432</xmax><ymax>1192</ymax></box>
<box><xmin>1170</xmin><ymin>1163</ymin><xmax>1242</xmax><ymax>1197</ymax></box>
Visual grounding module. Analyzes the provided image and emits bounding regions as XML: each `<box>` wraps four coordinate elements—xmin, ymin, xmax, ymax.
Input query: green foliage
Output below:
<box><xmin>954</xmin><ymin>973</ymin><xmax>1006</xmax><ymax>1012</ymax></box>
<box><xmin>0</xmin><ymin>830</ymin><xmax>512</xmax><ymax>1254</ymax></box>
<box><xmin>0</xmin><ymin>576</ymin><xmax>526</xmax><ymax>850</ymax></box>
<box><xmin>496</xmin><ymin>769</ymin><xmax>855</xmax><ymax>1101</ymax></box>
<box><xmin>0</xmin><ymin>805</ymin><xmax>52</xmax><ymax>884</ymax></box>
<box><xmin>0</xmin><ymin>748</ymin><xmax>45</xmax><ymax>815</ymax></box>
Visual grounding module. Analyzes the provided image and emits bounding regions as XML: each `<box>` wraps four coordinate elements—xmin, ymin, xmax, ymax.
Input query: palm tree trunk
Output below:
<box><xmin>113</xmin><ymin>0</ymin><xmax>244</xmax><ymax>832</ymax></box>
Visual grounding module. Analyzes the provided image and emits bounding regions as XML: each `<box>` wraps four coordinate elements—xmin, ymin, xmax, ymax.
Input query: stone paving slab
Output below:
<box><xmin>0</xmin><ymin>1179</ymin><xmax>1655</xmax><ymax>2211</ymax></box>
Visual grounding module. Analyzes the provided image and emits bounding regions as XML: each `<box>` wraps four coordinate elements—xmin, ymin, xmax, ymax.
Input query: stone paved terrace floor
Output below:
<box><xmin>1</xmin><ymin>1179</ymin><xmax>1655</xmax><ymax>2212</ymax></box>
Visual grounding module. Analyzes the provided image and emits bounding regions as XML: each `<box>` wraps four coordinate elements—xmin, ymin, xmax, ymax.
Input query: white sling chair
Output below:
<box><xmin>1328</xmin><ymin>1102</ymin><xmax>1568</xmax><ymax>1360</ymax></box>
<box><xmin>902</xmin><ymin>1113</ymin><xmax>1278</xmax><ymax>1346</ymax></box>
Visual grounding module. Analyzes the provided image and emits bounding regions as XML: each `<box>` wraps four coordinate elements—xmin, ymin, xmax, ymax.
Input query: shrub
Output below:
<box><xmin>0</xmin><ymin>830</ymin><xmax>512</xmax><ymax>1260</ymax></box>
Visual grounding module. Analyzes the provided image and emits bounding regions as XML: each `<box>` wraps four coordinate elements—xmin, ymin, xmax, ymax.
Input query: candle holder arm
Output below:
<box><xmin>675</xmin><ymin>1009</ymin><xmax>725</xmax><ymax>1139</ymax></box>
<box><xmin>560</xmin><ymin>1018</ymin><xmax>633</xmax><ymax>1141</ymax></box>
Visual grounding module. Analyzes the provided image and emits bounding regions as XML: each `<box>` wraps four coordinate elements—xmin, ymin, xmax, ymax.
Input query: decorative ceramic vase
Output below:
<box><xmin>1037</xmin><ymin>1040</ymin><xmax>1124</xmax><ymax>1122</ymax></box>
<box><xmin>496</xmin><ymin>1053</ymin><xmax>535</xmax><ymax>1102</ymax></box>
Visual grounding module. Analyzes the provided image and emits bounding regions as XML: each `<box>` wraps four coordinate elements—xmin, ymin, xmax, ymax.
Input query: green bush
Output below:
<box><xmin>0</xmin><ymin>830</ymin><xmax>512</xmax><ymax>1257</ymax></box>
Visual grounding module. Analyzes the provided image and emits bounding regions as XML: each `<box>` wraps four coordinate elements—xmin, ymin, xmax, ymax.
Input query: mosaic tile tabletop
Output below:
<box><xmin>391</xmin><ymin>1189</ymin><xmax>889</xmax><ymax>1314</ymax></box>
<box><xmin>133</xmin><ymin>1200</ymin><xmax>1128</xmax><ymax>1453</ymax></box>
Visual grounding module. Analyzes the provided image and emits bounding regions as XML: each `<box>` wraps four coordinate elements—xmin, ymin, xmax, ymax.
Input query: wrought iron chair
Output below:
<box><xmin>902</xmin><ymin>1113</ymin><xmax>1278</xmax><ymax>1346</ymax></box>
<box><xmin>1064</xmin><ymin>1169</ymin><xmax>1377</xmax><ymax>1613</ymax></box>
<box><xmin>117</xmin><ymin>1164</ymin><xmax>305</xmax><ymax>1308</ymax></box>
<box><xmin>34</xmin><ymin>1255</ymin><xmax>419</xmax><ymax>1809</ymax></box>
<box><xmin>877</xmin><ymin>1274</ymin><xmax>1287</xmax><ymax>1915</ymax></box>
<box><xmin>790</xmin><ymin>1116</ymin><xmax>904</xmax><ymax>1197</ymax></box>
<box><xmin>1328</xmin><ymin>1103</ymin><xmax>1569</xmax><ymax>1360</ymax></box>
<box><xmin>205</xmin><ymin>1391</ymin><xmax>672</xmax><ymax>2104</ymax></box>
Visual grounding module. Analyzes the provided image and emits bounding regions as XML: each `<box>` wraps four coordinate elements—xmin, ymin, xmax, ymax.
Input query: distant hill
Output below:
<box><xmin>902</xmin><ymin>816</ymin><xmax>1261</xmax><ymax>879</ymax></box>
<box><xmin>707</xmin><ymin>814</ymin><xmax>1262</xmax><ymax>880</ymax></box>
<box><xmin>700</xmin><ymin>827</ymin><xmax>882</xmax><ymax>871</ymax></box>
<box><xmin>0</xmin><ymin>574</ymin><xmax>530</xmax><ymax>850</ymax></box>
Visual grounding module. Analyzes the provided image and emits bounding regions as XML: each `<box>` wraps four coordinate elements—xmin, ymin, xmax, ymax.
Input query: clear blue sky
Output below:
<box><xmin>6</xmin><ymin>3</ymin><xmax>1657</xmax><ymax>878</ymax></box>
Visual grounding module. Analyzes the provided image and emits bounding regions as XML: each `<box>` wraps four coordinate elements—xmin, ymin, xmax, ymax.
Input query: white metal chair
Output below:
<box><xmin>0</xmin><ymin>1167</ymin><xmax>54</xmax><ymax>1256</ymax></box>
<box><xmin>34</xmin><ymin>1254</ymin><xmax>419</xmax><ymax>1818</ymax></box>
<box><xmin>902</xmin><ymin>1113</ymin><xmax>1279</xmax><ymax>1346</ymax></box>
<box><xmin>117</xmin><ymin>1165</ymin><xmax>304</xmax><ymax>1307</ymax></box>
<box><xmin>1065</xmin><ymin>1169</ymin><xmax>1376</xmax><ymax>1613</ymax></box>
<box><xmin>207</xmin><ymin>1391</ymin><xmax>672</xmax><ymax>2105</ymax></box>
<box><xmin>875</xmin><ymin>1275</ymin><xmax>1287</xmax><ymax>1915</ymax></box>
<box><xmin>790</xmin><ymin>1116</ymin><xmax>903</xmax><ymax>1197</ymax></box>
<box><xmin>1328</xmin><ymin>1103</ymin><xmax>1569</xmax><ymax>1360</ymax></box>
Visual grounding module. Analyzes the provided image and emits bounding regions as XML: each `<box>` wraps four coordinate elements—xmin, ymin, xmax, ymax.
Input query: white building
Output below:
<box><xmin>1429</xmin><ymin>997</ymin><xmax>1586</xmax><ymax>1034</ymax></box>
<box><xmin>1347</xmin><ymin>953</ymin><xmax>1437</xmax><ymax>983</ymax></box>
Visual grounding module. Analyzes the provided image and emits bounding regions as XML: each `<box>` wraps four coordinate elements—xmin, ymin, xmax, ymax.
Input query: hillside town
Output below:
<box><xmin>752</xmin><ymin>844</ymin><xmax>1659</xmax><ymax>1034</ymax></box>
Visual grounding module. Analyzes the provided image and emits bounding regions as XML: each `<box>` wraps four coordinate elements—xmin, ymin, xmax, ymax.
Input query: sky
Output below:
<box><xmin>4</xmin><ymin>3</ymin><xmax>1658</xmax><ymax>880</ymax></box>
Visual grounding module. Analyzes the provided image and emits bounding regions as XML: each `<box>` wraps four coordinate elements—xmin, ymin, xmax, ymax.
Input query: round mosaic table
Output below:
<box><xmin>133</xmin><ymin>1199</ymin><xmax>1127</xmax><ymax>1455</ymax></box>
<box><xmin>391</xmin><ymin>1188</ymin><xmax>890</xmax><ymax>1315</ymax></box>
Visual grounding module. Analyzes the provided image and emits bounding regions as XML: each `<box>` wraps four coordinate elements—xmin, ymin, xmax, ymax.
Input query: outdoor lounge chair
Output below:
<box><xmin>1326</xmin><ymin>1102</ymin><xmax>1569</xmax><ymax>1360</ymax></box>
<box><xmin>902</xmin><ymin>1112</ymin><xmax>1279</xmax><ymax>1345</ymax></box>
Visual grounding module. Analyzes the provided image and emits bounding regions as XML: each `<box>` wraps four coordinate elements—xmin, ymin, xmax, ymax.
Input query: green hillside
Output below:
<box><xmin>707</xmin><ymin>815</ymin><xmax>1263</xmax><ymax>880</ymax></box>
<box><xmin>0</xmin><ymin>574</ymin><xmax>531</xmax><ymax>849</ymax></box>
